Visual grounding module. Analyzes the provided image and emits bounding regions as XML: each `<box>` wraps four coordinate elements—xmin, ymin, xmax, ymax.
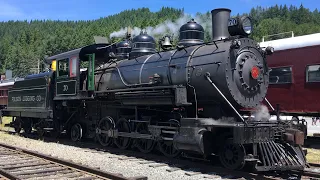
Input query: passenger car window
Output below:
<box><xmin>269</xmin><ymin>67</ymin><xmax>292</xmax><ymax>84</ymax></box>
<box><xmin>58</xmin><ymin>58</ymin><xmax>69</xmax><ymax>77</ymax></box>
<box><xmin>306</xmin><ymin>65</ymin><xmax>320</xmax><ymax>82</ymax></box>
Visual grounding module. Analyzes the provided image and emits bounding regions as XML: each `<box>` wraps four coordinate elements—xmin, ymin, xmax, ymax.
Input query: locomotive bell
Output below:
<box><xmin>162</xmin><ymin>36</ymin><xmax>172</xmax><ymax>47</ymax></box>
<box><xmin>160</xmin><ymin>35</ymin><xmax>173</xmax><ymax>50</ymax></box>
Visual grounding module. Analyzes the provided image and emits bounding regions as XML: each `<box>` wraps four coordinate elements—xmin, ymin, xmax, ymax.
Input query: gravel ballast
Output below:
<box><xmin>0</xmin><ymin>131</ymin><xmax>226</xmax><ymax>180</ymax></box>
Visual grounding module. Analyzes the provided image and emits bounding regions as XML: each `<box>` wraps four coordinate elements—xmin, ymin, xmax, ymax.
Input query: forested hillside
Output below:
<box><xmin>0</xmin><ymin>5</ymin><xmax>319</xmax><ymax>77</ymax></box>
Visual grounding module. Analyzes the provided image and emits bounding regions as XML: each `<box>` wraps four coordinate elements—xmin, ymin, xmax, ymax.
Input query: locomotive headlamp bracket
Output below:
<box><xmin>228</xmin><ymin>16</ymin><xmax>253</xmax><ymax>37</ymax></box>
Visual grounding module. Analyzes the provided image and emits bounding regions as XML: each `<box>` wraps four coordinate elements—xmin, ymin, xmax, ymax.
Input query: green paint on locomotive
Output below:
<box><xmin>87</xmin><ymin>53</ymin><xmax>95</xmax><ymax>91</ymax></box>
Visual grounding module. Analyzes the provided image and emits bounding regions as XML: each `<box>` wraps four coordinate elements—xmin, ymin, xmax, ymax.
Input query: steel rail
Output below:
<box><xmin>0</xmin><ymin>142</ymin><xmax>147</xmax><ymax>180</ymax></box>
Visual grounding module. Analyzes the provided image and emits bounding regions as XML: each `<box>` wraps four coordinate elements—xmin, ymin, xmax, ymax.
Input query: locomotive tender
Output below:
<box><xmin>2</xmin><ymin>8</ymin><xmax>307</xmax><ymax>171</ymax></box>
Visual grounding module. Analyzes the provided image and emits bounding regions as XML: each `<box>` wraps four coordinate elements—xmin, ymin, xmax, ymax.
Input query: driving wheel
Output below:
<box><xmin>96</xmin><ymin>116</ymin><xmax>114</xmax><ymax>147</ymax></box>
<box><xmin>135</xmin><ymin>122</ymin><xmax>155</xmax><ymax>153</ymax></box>
<box><xmin>158</xmin><ymin>119</ymin><xmax>181</xmax><ymax>158</ymax></box>
<box><xmin>114</xmin><ymin>118</ymin><xmax>132</xmax><ymax>150</ymax></box>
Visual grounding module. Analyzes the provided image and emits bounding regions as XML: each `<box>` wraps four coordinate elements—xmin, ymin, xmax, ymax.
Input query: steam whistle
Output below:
<box><xmin>125</xmin><ymin>26</ymin><xmax>132</xmax><ymax>40</ymax></box>
<box><xmin>160</xmin><ymin>34</ymin><xmax>173</xmax><ymax>50</ymax></box>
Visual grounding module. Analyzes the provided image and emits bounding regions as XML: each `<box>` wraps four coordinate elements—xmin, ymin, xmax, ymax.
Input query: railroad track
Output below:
<box><xmin>302</xmin><ymin>169</ymin><xmax>320</xmax><ymax>179</ymax></box>
<box><xmin>47</xmin><ymin>139</ymin><xmax>320</xmax><ymax>180</ymax></box>
<box><xmin>1</xmin><ymin>129</ymin><xmax>320</xmax><ymax>180</ymax></box>
<box><xmin>306</xmin><ymin>135</ymin><xmax>320</xmax><ymax>141</ymax></box>
<box><xmin>53</xmin><ymin>139</ymin><xmax>320</xmax><ymax>180</ymax></box>
<box><xmin>0</xmin><ymin>142</ymin><xmax>147</xmax><ymax>180</ymax></box>
<box><xmin>0</xmin><ymin>175</ymin><xmax>9</xmax><ymax>180</ymax></box>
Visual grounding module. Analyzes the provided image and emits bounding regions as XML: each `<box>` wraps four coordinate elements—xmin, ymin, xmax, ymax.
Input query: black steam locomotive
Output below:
<box><xmin>2</xmin><ymin>8</ymin><xmax>307</xmax><ymax>171</ymax></box>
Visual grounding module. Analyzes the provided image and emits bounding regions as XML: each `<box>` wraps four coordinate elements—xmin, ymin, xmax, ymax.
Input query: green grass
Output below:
<box><xmin>0</xmin><ymin>116</ymin><xmax>12</xmax><ymax>128</ymax></box>
<box><xmin>306</xmin><ymin>148</ymin><xmax>320</xmax><ymax>164</ymax></box>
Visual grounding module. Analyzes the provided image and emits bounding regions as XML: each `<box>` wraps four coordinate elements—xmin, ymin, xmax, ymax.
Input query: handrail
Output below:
<box><xmin>205</xmin><ymin>73</ymin><xmax>246</xmax><ymax>125</ymax></box>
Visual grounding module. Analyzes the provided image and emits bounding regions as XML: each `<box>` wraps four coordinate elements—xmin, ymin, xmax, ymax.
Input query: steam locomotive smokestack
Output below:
<box><xmin>211</xmin><ymin>8</ymin><xmax>231</xmax><ymax>41</ymax></box>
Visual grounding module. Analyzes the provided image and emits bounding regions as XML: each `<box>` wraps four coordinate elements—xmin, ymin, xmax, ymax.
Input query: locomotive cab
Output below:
<box><xmin>45</xmin><ymin>43</ymin><xmax>111</xmax><ymax>100</ymax></box>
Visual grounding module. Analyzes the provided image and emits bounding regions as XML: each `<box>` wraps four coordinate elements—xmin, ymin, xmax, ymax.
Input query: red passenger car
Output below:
<box><xmin>0</xmin><ymin>80</ymin><xmax>15</xmax><ymax>109</ymax></box>
<box><xmin>260</xmin><ymin>33</ymin><xmax>320</xmax><ymax>118</ymax></box>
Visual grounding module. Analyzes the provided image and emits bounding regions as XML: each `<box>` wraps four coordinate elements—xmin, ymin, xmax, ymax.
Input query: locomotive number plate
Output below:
<box><xmin>228</xmin><ymin>18</ymin><xmax>238</xmax><ymax>26</ymax></box>
<box><xmin>56</xmin><ymin>80</ymin><xmax>76</xmax><ymax>96</ymax></box>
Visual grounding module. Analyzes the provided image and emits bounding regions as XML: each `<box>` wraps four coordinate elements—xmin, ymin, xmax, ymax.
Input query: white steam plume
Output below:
<box><xmin>109</xmin><ymin>13</ymin><xmax>213</xmax><ymax>39</ymax></box>
<box><xmin>252</xmin><ymin>104</ymin><xmax>271</xmax><ymax>121</ymax></box>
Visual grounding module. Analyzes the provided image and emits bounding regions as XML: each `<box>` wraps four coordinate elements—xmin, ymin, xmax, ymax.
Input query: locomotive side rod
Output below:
<box><xmin>205</xmin><ymin>73</ymin><xmax>247</xmax><ymax>125</ymax></box>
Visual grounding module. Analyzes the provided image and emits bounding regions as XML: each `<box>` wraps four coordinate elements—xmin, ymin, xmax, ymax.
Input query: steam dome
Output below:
<box><xmin>178</xmin><ymin>19</ymin><xmax>204</xmax><ymax>46</ymax></box>
<box><xmin>116</xmin><ymin>39</ymin><xmax>132</xmax><ymax>60</ymax></box>
<box><xmin>129</xmin><ymin>31</ymin><xmax>156</xmax><ymax>59</ymax></box>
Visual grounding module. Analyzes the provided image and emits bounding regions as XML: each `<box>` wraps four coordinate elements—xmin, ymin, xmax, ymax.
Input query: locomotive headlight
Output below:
<box><xmin>242</xmin><ymin>17</ymin><xmax>252</xmax><ymax>35</ymax></box>
<box><xmin>228</xmin><ymin>16</ymin><xmax>253</xmax><ymax>37</ymax></box>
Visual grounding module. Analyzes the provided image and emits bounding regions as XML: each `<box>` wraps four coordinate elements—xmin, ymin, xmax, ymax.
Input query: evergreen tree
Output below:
<box><xmin>0</xmin><ymin>5</ymin><xmax>319</xmax><ymax>77</ymax></box>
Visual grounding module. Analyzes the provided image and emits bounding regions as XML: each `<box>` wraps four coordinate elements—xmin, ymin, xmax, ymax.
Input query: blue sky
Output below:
<box><xmin>0</xmin><ymin>0</ymin><xmax>318</xmax><ymax>22</ymax></box>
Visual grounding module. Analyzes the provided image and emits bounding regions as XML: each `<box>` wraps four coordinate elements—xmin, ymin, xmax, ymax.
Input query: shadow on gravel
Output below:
<box><xmin>304</xmin><ymin>136</ymin><xmax>320</xmax><ymax>149</ymax></box>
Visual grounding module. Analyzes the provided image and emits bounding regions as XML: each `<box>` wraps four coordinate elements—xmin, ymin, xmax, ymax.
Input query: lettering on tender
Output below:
<box><xmin>11</xmin><ymin>95</ymin><xmax>42</xmax><ymax>102</ymax></box>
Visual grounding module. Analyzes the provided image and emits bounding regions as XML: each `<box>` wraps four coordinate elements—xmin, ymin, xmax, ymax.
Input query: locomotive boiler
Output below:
<box><xmin>91</xmin><ymin>8</ymin><xmax>305</xmax><ymax>171</ymax></box>
<box><xmin>2</xmin><ymin>8</ymin><xmax>307</xmax><ymax>172</ymax></box>
<box><xmin>96</xmin><ymin>9</ymin><xmax>269</xmax><ymax>120</ymax></box>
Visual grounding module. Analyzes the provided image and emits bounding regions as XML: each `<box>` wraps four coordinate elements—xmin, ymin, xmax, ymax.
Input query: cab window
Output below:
<box><xmin>69</xmin><ymin>56</ymin><xmax>78</xmax><ymax>77</ymax></box>
<box><xmin>58</xmin><ymin>58</ymin><xmax>69</xmax><ymax>77</ymax></box>
<box><xmin>306</xmin><ymin>64</ymin><xmax>320</xmax><ymax>82</ymax></box>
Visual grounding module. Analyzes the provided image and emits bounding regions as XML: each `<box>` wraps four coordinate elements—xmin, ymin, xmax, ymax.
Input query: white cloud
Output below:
<box><xmin>0</xmin><ymin>0</ymin><xmax>24</xmax><ymax>18</ymax></box>
<box><xmin>0</xmin><ymin>1</ymin><xmax>47</xmax><ymax>21</ymax></box>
